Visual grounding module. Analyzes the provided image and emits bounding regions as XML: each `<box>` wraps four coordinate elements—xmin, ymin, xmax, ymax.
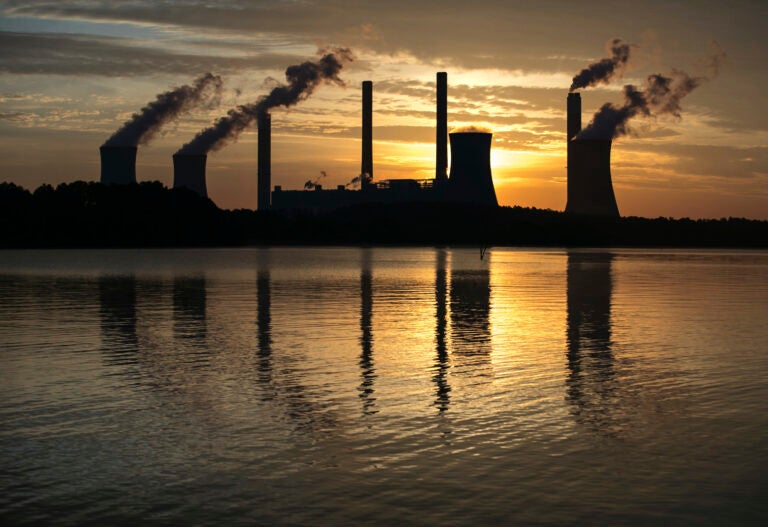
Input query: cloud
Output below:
<box><xmin>0</xmin><ymin>31</ymin><xmax>300</xmax><ymax>76</ymax></box>
<box><xmin>619</xmin><ymin>143</ymin><xmax>768</xmax><ymax>180</ymax></box>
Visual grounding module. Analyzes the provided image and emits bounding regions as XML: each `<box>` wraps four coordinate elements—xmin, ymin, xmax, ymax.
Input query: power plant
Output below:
<box><xmin>566</xmin><ymin>92</ymin><xmax>620</xmax><ymax>217</ymax></box>
<box><xmin>97</xmin><ymin>71</ymin><xmax>626</xmax><ymax>217</ymax></box>
<box><xmin>271</xmin><ymin>72</ymin><xmax>499</xmax><ymax>210</ymax></box>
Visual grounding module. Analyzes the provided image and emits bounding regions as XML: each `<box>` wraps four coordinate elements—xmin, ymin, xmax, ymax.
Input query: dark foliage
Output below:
<box><xmin>1</xmin><ymin>181</ymin><xmax>766</xmax><ymax>248</ymax></box>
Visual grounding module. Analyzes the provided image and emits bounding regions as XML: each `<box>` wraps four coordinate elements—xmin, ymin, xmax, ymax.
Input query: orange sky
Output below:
<box><xmin>0</xmin><ymin>1</ymin><xmax>766</xmax><ymax>219</ymax></box>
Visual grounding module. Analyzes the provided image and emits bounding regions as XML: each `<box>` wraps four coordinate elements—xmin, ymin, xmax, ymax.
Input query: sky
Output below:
<box><xmin>0</xmin><ymin>0</ymin><xmax>766</xmax><ymax>219</ymax></box>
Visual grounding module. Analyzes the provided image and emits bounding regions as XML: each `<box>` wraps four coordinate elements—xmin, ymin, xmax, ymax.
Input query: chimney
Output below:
<box><xmin>257</xmin><ymin>112</ymin><xmax>271</xmax><ymax>211</ymax></box>
<box><xmin>436</xmin><ymin>72</ymin><xmax>448</xmax><ymax>182</ymax></box>
<box><xmin>99</xmin><ymin>146</ymin><xmax>137</xmax><ymax>185</ymax></box>
<box><xmin>361</xmin><ymin>80</ymin><xmax>373</xmax><ymax>189</ymax></box>
<box><xmin>448</xmin><ymin>132</ymin><xmax>498</xmax><ymax>206</ymax></box>
<box><xmin>565</xmin><ymin>139</ymin><xmax>620</xmax><ymax>217</ymax></box>
<box><xmin>567</xmin><ymin>92</ymin><xmax>581</xmax><ymax>141</ymax></box>
<box><xmin>172</xmin><ymin>153</ymin><xmax>208</xmax><ymax>198</ymax></box>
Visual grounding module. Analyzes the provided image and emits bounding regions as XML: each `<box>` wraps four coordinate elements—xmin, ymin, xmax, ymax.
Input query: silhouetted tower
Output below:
<box><xmin>436</xmin><ymin>72</ymin><xmax>448</xmax><ymax>183</ymax></box>
<box><xmin>173</xmin><ymin>153</ymin><xmax>208</xmax><ymax>198</ymax></box>
<box><xmin>361</xmin><ymin>80</ymin><xmax>373</xmax><ymax>190</ymax></box>
<box><xmin>100</xmin><ymin>146</ymin><xmax>137</xmax><ymax>185</ymax></box>
<box><xmin>448</xmin><ymin>132</ymin><xmax>498</xmax><ymax>206</ymax></box>
<box><xmin>258</xmin><ymin>112</ymin><xmax>271</xmax><ymax>210</ymax></box>
<box><xmin>567</xmin><ymin>92</ymin><xmax>581</xmax><ymax>141</ymax></box>
<box><xmin>566</xmin><ymin>140</ymin><xmax>620</xmax><ymax>217</ymax></box>
<box><xmin>565</xmin><ymin>93</ymin><xmax>620</xmax><ymax>217</ymax></box>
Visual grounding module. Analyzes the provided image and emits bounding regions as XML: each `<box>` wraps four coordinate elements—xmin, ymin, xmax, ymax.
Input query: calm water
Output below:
<box><xmin>1</xmin><ymin>247</ymin><xmax>767</xmax><ymax>526</ymax></box>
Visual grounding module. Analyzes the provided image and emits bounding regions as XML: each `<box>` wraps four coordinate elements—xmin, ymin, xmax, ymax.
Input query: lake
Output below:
<box><xmin>1</xmin><ymin>247</ymin><xmax>767</xmax><ymax>526</ymax></box>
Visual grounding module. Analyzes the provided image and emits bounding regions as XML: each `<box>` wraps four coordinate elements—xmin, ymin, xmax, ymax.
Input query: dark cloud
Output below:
<box><xmin>2</xmin><ymin>0</ymin><xmax>765</xmax><ymax>78</ymax></box>
<box><xmin>0</xmin><ymin>31</ymin><xmax>299</xmax><ymax>76</ymax></box>
<box><xmin>0</xmin><ymin>111</ymin><xmax>27</xmax><ymax>121</ymax></box>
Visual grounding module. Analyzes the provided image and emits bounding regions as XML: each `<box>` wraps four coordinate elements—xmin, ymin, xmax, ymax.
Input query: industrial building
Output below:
<box><xmin>270</xmin><ymin>72</ymin><xmax>498</xmax><ymax>211</ymax></box>
<box><xmin>99</xmin><ymin>73</ymin><xmax>623</xmax><ymax>218</ymax></box>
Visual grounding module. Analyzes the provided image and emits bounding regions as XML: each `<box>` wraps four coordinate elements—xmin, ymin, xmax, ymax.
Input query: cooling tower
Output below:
<box><xmin>172</xmin><ymin>153</ymin><xmax>208</xmax><ymax>198</ymax></box>
<box><xmin>436</xmin><ymin>72</ymin><xmax>448</xmax><ymax>182</ymax></box>
<box><xmin>448</xmin><ymin>132</ymin><xmax>498</xmax><ymax>206</ymax></box>
<box><xmin>258</xmin><ymin>112</ymin><xmax>271</xmax><ymax>211</ymax></box>
<box><xmin>565</xmin><ymin>139</ymin><xmax>620</xmax><ymax>217</ymax></box>
<box><xmin>361</xmin><ymin>80</ymin><xmax>373</xmax><ymax>189</ymax></box>
<box><xmin>99</xmin><ymin>146</ymin><xmax>137</xmax><ymax>185</ymax></box>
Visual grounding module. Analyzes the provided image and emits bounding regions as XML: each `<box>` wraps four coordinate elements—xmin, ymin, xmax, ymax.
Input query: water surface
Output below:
<box><xmin>1</xmin><ymin>247</ymin><xmax>767</xmax><ymax>526</ymax></box>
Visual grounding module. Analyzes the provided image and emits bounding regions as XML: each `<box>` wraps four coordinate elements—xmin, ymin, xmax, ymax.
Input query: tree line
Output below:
<box><xmin>1</xmin><ymin>181</ymin><xmax>765</xmax><ymax>248</ymax></box>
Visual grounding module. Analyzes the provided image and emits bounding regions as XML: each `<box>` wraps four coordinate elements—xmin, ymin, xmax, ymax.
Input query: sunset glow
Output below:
<box><xmin>0</xmin><ymin>1</ymin><xmax>765</xmax><ymax>218</ymax></box>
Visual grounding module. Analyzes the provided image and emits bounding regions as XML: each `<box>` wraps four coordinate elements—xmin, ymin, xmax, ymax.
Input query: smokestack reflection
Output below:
<box><xmin>566</xmin><ymin>251</ymin><xmax>617</xmax><ymax>432</ymax></box>
<box><xmin>257</xmin><ymin>269</ymin><xmax>273</xmax><ymax>388</ymax></box>
<box><xmin>433</xmin><ymin>249</ymin><xmax>450</xmax><ymax>412</ymax></box>
<box><xmin>359</xmin><ymin>249</ymin><xmax>376</xmax><ymax>415</ymax></box>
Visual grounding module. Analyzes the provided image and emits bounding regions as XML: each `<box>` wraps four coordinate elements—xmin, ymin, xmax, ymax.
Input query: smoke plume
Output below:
<box><xmin>177</xmin><ymin>48</ymin><xmax>353</xmax><ymax>155</ymax></box>
<box><xmin>103</xmin><ymin>73</ymin><xmax>223</xmax><ymax>147</ymax></box>
<box><xmin>345</xmin><ymin>174</ymin><xmax>361</xmax><ymax>188</ymax></box>
<box><xmin>577</xmin><ymin>69</ymin><xmax>704</xmax><ymax>140</ymax></box>
<box><xmin>450</xmin><ymin>125</ymin><xmax>492</xmax><ymax>134</ymax></box>
<box><xmin>304</xmin><ymin>170</ymin><xmax>327</xmax><ymax>189</ymax></box>
<box><xmin>570</xmin><ymin>39</ymin><xmax>632</xmax><ymax>92</ymax></box>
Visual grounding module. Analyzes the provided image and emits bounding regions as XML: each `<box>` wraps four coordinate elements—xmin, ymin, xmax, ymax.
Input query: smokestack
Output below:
<box><xmin>448</xmin><ymin>132</ymin><xmax>498</xmax><ymax>206</ymax></box>
<box><xmin>565</xmin><ymin>139</ymin><xmax>619</xmax><ymax>217</ymax></box>
<box><xmin>99</xmin><ymin>146</ymin><xmax>137</xmax><ymax>185</ymax></box>
<box><xmin>567</xmin><ymin>92</ymin><xmax>581</xmax><ymax>141</ymax></box>
<box><xmin>361</xmin><ymin>80</ymin><xmax>373</xmax><ymax>189</ymax></box>
<box><xmin>258</xmin><ymin>112</ymin><xmax>271</xmax><ymax>211</ymax></box>
<box><xmin>436</xmin><ymin>72</ymin><xmax>448</xmax><ymax>182</ymax></box>
<box><xmin>173</xmin><ymin>154</ymin><xmax>208</xmax><ymax>198</ymax></box>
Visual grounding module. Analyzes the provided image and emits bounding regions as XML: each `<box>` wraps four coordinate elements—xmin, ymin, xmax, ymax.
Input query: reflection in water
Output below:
<box><xmin>173</xmin><ymin>276</ymin><xmax>207</xmax><ymax>341</ymax></box>
<box><xmin>359</xmin><ymin>250</ymin><xmax>376</xmax><ymax>415</ymax></box>
<box><xmin>566</xmin><ymin>252</ymin><xmax>617</xmax><ymax>433</ymax></box>
<box><xmin>257</xmin><ymin>270</ymin><xmax>273</xmax><ymax>388</ymax></box>
<box><xmin>253</xmin><ymin>265</ymin><xmax>338</xmax><ymax>434</ymax></box>
<box><xmin>99</xmin><ymin>275</ymin><xmax>138</xmax><ymax>359</ymax></box>
<box><xmin>450</xmin><ymin>266</ymin><xmax>492</xmax><ymax>359</ymax></box>
<box><xmin>433</xmin><ymin>249</ymin><xmax>450</xmax><ymax>412</ymax></box>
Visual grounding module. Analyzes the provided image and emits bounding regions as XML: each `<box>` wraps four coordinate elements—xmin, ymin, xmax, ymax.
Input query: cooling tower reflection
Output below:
<box><xmin>173</xmin><ymin>276</ymin><xmax>207</xmax><ymax>342</ymax></box>
<box><xmin>450</xmin><ymin>267</ymin><xmax>492</xmax><ymax>360</ymax></box>
<box><xmin>99</xmin><ymin>275</ymin><xmax>138</xmax><ymax>354</ymax></box>
<box><xmin>565</xmin><ymin>251</ymin><xmax>618</xmax><ymax>433</ymax></box>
